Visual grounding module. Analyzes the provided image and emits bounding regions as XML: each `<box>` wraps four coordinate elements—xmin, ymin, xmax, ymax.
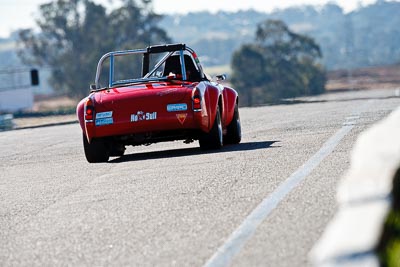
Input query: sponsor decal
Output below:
<box><xmin>131</xmin><ymin>111</ymin><xmax>157</xmax><ymax>122</ymax></box>
<box><xmin>95</xmin><ymin>111</ymin><xmax>113</xmax><ymax>126</ymax></box>
<box><xmin>176</xmin><ymin>113</ymin><xmax>187</xmax><ymax>125</ymax></box>
<box><xmin>96</xmin><ymin>111</ymin><xmax>113</xmax><ymax>119</ymax></box>
<box><xmin>167</xmin><ymin>103</ymin><xmax>187</xmax><ymax>112</ymax></box>
<box><xmin>95</xmin><ymin>117</ymin><xmax>113</xmax><ymax>126</ymax></box>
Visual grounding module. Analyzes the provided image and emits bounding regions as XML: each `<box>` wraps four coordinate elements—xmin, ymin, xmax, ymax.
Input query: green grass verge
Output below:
<box><xmin>378</xmin><ymin>210</ymin><xmax>400</xmax><ymax>267</ymax></box>
<box><xmin>378</xmin><ymin>168</ymin><xmax>400</xmax><ymax>267</ymax></box>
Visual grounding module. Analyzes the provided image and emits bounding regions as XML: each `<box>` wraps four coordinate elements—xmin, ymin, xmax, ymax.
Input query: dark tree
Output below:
<box><xmin>231</xmin><ymin>44</ymin><xmax>266</xmax><ymax>107</ymax></box>
<box><xmin>18</xmin><ymin>0</ymin><xmax>170</xmax><ymax>98</ymax></box>
<box><xmin>231</xmin><ymin>19</ymin><xmax>326</xmax><ymax>106</ymax></box>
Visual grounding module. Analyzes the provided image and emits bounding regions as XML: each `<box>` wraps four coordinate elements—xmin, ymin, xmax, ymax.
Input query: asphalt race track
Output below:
<box><xmin>1</xmin><ymin>88</ymin><xmax>399</xmax><ymax>266</ymax></box>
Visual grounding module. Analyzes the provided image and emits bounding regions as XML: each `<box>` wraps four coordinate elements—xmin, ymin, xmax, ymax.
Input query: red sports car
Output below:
<box><xmin>77</xmin><ymin>44</ymin><xmax>241</xmax><ymax>163</ymax></box>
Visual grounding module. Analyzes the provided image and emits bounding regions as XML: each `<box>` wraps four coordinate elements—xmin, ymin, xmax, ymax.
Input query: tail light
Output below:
<box><xmin>84</xmin><ymin>97</ymin><xmax>95</xmax><ymax>122</ymax></box>
<box><xmin>192</xmin><ymin>89</ymin><xmax>202</xmax><ymax>111</ymax></box>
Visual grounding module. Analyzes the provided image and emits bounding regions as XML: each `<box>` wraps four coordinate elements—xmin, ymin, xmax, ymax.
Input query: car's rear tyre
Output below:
<box><xmin>109</xmin><ymin>144</ymin><xmax>125</xmax><ymax>157</ymax></box>
<box><xmin>83</xmin><ymin>135</ymin><xmax>110</xmax><ymax>163</ymax></box>
<box><xmin>224</xmin><ymin>103</ymin><xmax>241</xmax><ymax>144</ymax></box>
<box><xmin>199</xmin><ymin>106</ymin><xmax>223</xmax><ymax>150</ymax></box>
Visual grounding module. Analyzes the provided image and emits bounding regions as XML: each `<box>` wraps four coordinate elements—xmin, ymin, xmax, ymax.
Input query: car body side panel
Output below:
<box><xmin>202</xmin><ymin>82</ymin><xmax>222</xmax><ymax>132</ymax></box>
<box><xmin>76</xmin><ymin>98</ymin><xmax>85</xmax><ymax>131</ymax></box>
<box><xmin>194</xmin><ymin>82</ymin><xmax>213</xmax><ymax>132</ymax></box>
<box><xmin>77</xmin><ymin>96</ymin><xmax>96</xmax><ymax>142</ymax></box>
<box><xmin>222</xmin><ymin>86</ymin><xmax>239</xmax><ymax>126</ymax></box>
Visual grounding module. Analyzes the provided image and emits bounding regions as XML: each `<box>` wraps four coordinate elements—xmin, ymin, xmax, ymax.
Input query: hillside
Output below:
<box><xmin>160</xmin><ymin>1</ymin><xmax>400</xmax><ymax>69</ymax></box>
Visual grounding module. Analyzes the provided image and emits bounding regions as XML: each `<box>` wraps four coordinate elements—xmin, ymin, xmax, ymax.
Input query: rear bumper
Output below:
<box><xmin>111</xmin><ymin>129</ymin><xmax>201</xmax><ymax>146</ymax></box>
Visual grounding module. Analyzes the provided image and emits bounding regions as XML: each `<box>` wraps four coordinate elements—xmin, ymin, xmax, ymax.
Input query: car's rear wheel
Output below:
<box><xmin>83</xmin><ymin>135</ymin><xmax>110</xmax><ymax>163</ymax></box>
<box><xmin>224</xmin><ymin>103</ymin><xmax>241</xmax><ymax>144</ymax></box>
<box><xmin>109</xmin><ymin>143</ymin><xmax>125</xmax><ymax>157</ymax></box>
<box><xmin>199</xmin><ymin>106</ymin><xmax>223</xmax><ymax>150</ymax></box>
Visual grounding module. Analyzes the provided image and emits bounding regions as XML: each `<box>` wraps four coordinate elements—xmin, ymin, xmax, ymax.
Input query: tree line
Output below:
<box><xmin>18</xmin><ymin>0</ymin><xmax>325</xmax><ymax>104</ymax></box>
<box><xmin>231</xmin><ymin>20</ymin><xmax>325</xmax><ymax>106</ymax></box>
<box><xmin>18</xmin><ymin>0</ymin><xmax>170</xmax><ymax>98</ymax></box>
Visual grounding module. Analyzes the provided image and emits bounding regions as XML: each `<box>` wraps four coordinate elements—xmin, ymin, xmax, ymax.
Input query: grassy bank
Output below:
<box><xmin>378</xmin><ymin>168</ymin><xmax>400</xmax><ymax>267</ymax></box>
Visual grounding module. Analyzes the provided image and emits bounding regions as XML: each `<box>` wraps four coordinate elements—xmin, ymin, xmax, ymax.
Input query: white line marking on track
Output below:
<box><xmin>204</xmin><ymin>102</ymin><xmax>373</xmax><ymax>267</ymax></box>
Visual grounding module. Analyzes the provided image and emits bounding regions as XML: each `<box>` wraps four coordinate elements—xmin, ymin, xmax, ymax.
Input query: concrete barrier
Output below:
<box><xmin>310</xmin><ymin>106</ymin><xmax>400</xmax><ymax>266</ymax></box>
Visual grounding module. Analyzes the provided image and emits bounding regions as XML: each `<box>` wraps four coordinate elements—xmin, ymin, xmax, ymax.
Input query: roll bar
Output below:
<box><xmin>93</xmin><ymin>43</ymin><xmax>199</xmax><ymax>89</ymax></box>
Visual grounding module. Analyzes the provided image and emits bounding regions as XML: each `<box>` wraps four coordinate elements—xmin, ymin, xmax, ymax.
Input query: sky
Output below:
<box><xmin>1</xmin><ymin>0</ymin><xmax>379</xmax><ymax>38</ymax></box>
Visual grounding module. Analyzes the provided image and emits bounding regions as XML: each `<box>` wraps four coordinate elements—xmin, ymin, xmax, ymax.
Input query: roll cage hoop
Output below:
<box><xmin>93</xmin><ymin>43</ymin><xmax>204</xmax><ymax>90</ymax></box>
